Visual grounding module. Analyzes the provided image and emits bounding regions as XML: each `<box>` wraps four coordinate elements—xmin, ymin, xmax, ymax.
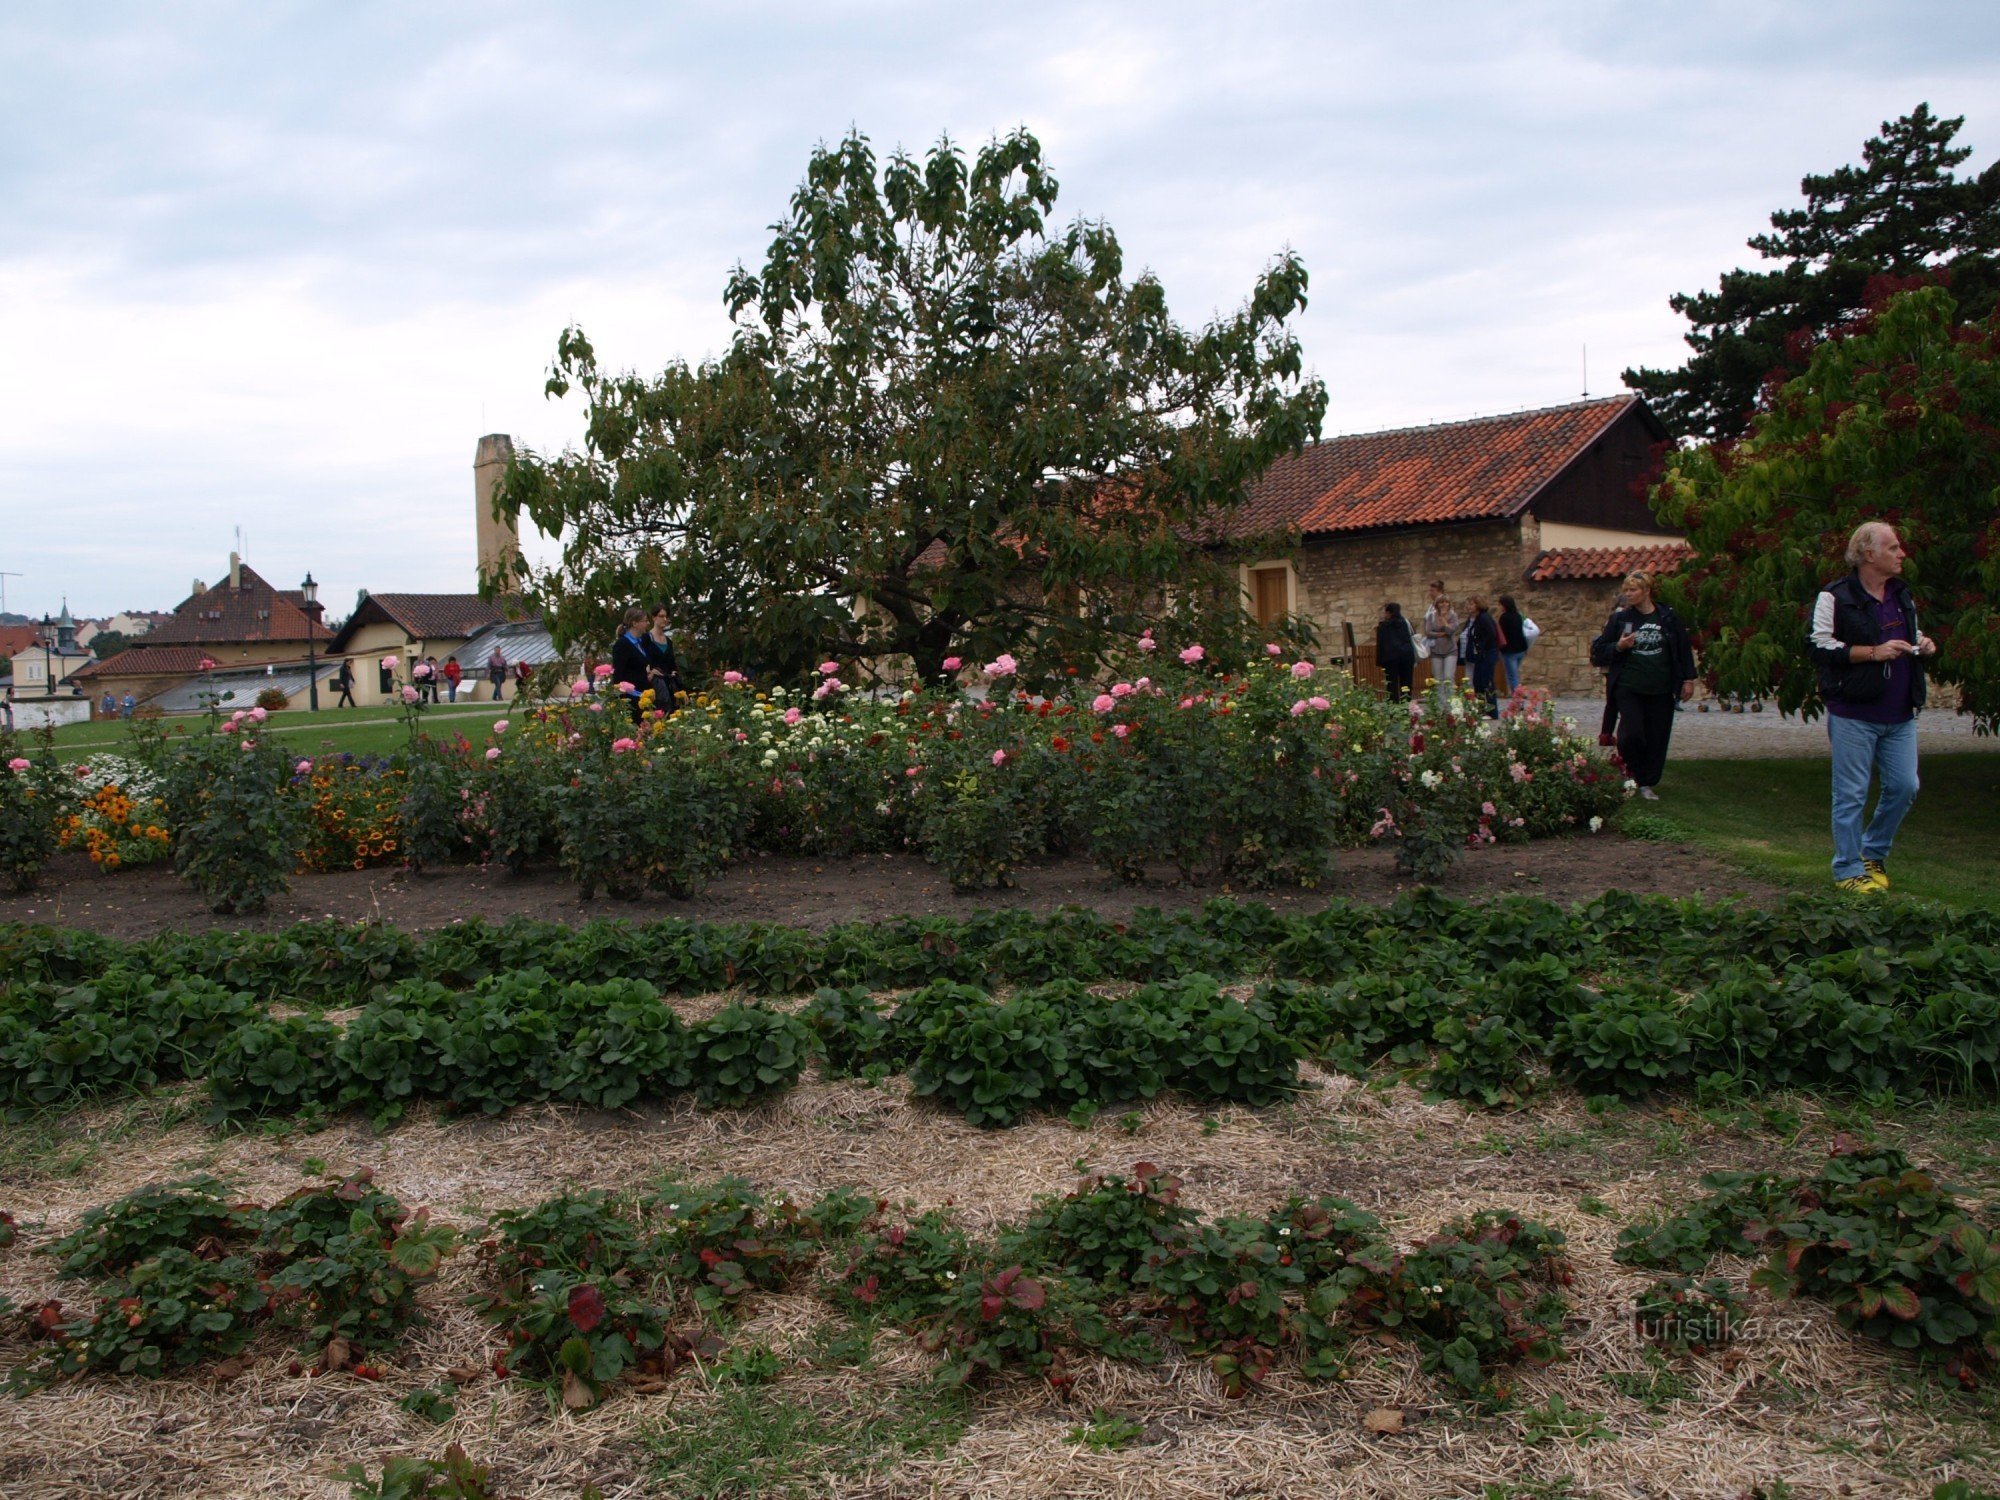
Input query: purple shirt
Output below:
<box><xmin>1830</xmin><ymin>589</ymin><xmax>1915</xmax><ymax>724</ymax></box>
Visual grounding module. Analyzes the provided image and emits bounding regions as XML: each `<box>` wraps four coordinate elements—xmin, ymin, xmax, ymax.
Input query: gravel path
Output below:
<box><xmin>1544</xmin><ymin>696</ymin><xmax>1998</xmax><ymax>760</ymax></box>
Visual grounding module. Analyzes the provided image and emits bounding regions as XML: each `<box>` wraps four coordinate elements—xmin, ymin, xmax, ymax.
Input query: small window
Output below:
<box><xmin>1250</xmin><ymin>566</ymin><xmax>1289</xmax><ymax>628</ymax></box>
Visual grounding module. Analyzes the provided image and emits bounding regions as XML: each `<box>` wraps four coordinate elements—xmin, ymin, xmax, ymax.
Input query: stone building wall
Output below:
<box><xmin>1277</xmin><ymin>515</ymin><xmax>1628</xmax><ymax>697</ymax></box>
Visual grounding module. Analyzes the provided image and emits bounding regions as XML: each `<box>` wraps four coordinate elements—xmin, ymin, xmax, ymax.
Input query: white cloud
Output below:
<box><xmin>2</xmin><ymin>0</ymin><xmax>1999</xmax><ymax>617</ymax></box>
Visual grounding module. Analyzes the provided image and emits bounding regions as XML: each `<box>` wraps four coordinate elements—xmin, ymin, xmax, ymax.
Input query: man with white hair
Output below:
<box><xmin>1808</xmin><ymin>522</ymin><xmax>1938</xmax><ymax>893</ymax></box>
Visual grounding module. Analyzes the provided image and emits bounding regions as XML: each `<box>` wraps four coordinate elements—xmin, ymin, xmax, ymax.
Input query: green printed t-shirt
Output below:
<box><xmin>1620</xmin><ymin>609</ymin><xmax>1674</xmax><ymax>695</ymax></box>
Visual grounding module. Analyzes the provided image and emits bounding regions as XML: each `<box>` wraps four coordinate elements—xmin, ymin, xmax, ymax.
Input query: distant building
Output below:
<box><xmin>5</xmin><ymin>607</ymin><xmax>94</xmax><ymax>696</ymax></box>
<box><xmin>1219</xmin><ymin>394</ymin><xmax>1688</xmax><ymax>695</ymax></box>
<box><xmin>72</xmin><ymin>555</ymin><xmax>329</xmax><ymax>707</ymax></box>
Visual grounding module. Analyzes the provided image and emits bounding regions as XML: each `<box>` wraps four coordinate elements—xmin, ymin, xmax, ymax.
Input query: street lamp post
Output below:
<box><xmin>40</xmin><ymin>615</ymin><xmax>53</xmax><ymax>697</ymax></box>
<box><xmin>300</xmin><ymin>572</ymin><xmax>320</xmax><ymax>711</ymax></box>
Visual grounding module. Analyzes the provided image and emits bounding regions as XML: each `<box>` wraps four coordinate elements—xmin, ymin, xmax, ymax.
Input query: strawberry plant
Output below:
<box><xmin>646</xmin><ymin>1177</ymin><xmax>822</xmax><ymax>1308</ymax></box>
<box><xmin>830</xmin><ymin>1209</ymin><xmax>975</xmax><ymax>1323</ymax></box>
<box><xmin>204</xmin><ymin>1013</ymin><xmax>345</xmax><ymax>1122</ymax></box>
<box><xmin>260</xmin><ymin>1173</ymin><xmax>456</xmax><ymax>1355</ymax></box>
<box><xmin>42</xmin><ymin>1176</ymin><xmax>253</xmax><ymax>1279</ymax></box>
<box><xmin>12</xmin><ymin>1249</ymin><xmax>267</xmax><ymax>1388</ymax></box>
<box><xmin>1002</xmin><ymin>1163</ymin><xmax>1200</xmax><ymax>1289</ymax></box>
<box><xmin>0</xmin><ymin>729</ymin><xmax>66</xmax><ymax>892</ymax></box>
<box><xmin>685</xmin><ymin>1003</ymin><xmax>814</xmax><ymax>1108</ymax></box>
<box><xmin>1634</xmin><ymin>1275</ymin><xmax>1744</xmax><ymax>1352</ymax></box>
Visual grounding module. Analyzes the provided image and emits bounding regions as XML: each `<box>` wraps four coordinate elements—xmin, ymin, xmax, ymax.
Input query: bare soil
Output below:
<box><xmin>0</xmin><ymin>835</ymin><xmax>1781</xmax><ymax>941</ymax></box>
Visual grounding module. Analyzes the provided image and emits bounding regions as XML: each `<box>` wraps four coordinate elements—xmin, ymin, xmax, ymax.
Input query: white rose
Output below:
<box><xmin>1589</xmin><ymin>816</ymin><xmax>1604</xmax><ymax>833</ymax></box>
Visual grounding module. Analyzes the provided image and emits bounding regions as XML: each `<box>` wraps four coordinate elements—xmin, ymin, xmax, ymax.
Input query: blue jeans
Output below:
<box><xmin>1827</xmin><ymin>713</ymin><xmax>1919</xmax><ymax>880</ymax></box>
<box><xmin>1500</xmin><ymin>651</ymin><xmax>1526</xmax><ymax>694</ymax></box>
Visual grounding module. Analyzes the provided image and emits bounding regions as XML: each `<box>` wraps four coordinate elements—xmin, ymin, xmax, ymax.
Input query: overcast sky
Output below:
<box><xmin>4</xmin><ymin>1</ymin><xmax>1997</xmax><ymax>621</ymax></box>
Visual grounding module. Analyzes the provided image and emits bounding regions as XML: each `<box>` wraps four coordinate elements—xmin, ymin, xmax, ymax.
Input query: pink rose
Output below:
<box><xmin>1179</xmin><ymin>644</ymin><xmax>1204</xmax><ymax>664</ymax></box>
<box><xmin>1110</xmin><ymin>682</ymin><xmax>1134</xmax><ymax>698</ymax></box>
<box><xmin>240</xmin><ymin>739</ymin><xmax>255</xmax><ymax>750</ymax></box>
<box><xmin>380</xmin><ymin>655</ymin><xmax>398</xmax><ymax>671</ymax></box>
<box><xmin>905</xmin><ymin>765</ymin><xmax>921</xmax><ymax>778</ymax></box>
<box><xmin>401</xmin><ymin>686</ymin><xmax>419</xmax><ymax>704</ymax></box>
<box><xmin>819</xmin><ymin>661</ymin><xmax>840</xmax><ymax>676</ymax></box>
<box><xmin>1309</xmin><ymin>696</ymin><xmax>1329</xmax><ymax>711</ymax></box>
<box><xmin>942</xmin><ymin>656</ymin><xmax>963</xmax><ymax>672</ymax></box>
<box><xmin>1481</xmin><ymin>801</ymin><xmax>1497</xmax><ymax>817</ymax></box>
<box><xmin>1092</xmin><ymin>693</ymin><xmax>1116</xmax><ymax>712</ymax></box>
<box><xmin>784</xmin><ymin>707</ymin><xmax>803</xmax><ymax>725</ymax></box>
<box><xmin>985</xmin><ymin>653</ymin><xmax>1018</xmax><ymax>678</ymax></box>
<box><xmin>588</xmin><ymin>702</ymin><xmax>604</xmax><ymax>714</ymax></box>
<box><xmin>991</xmin><ymin>749</ymin><xmax>1008</xmax><ymax>767</ymax></box>
<box><xmin>722</xmin><ymin>670</ymin><xmax>746</xmax><ymax>684</ymax></box>
<box><xmin>614</xmin><ymin>681</ymin><xmax>635</xmax><ymax>695</ymax></box>
<box><xmin>493</xmin><ymin>720</ymin><xmax>509</xmax><ymax>734</ymax></box>
<box><xmin>485</xmin><ymin>747</ymin><xmax>501</xmax><ymax>761</ymax></box>
<box><xmin>1290</xmin><ymin>700</ymin><xmax>1309</xmax><ymax>717</ymax></box>
<box><xmin>1110</xmin><ymin>723</ymin><xmax>1130</xmax><ymax>738</ymax></box>
<box><xmin>249</xmin><ymin>706</ymin><xmax>268</xmax><ymax>721</ymax></box>
<box><xmin>813</xmin><ymin>680</ymin><xmax>840</xmax><ymax>702</ymax></box>
<box><xmin>1291</xmin><ymin>660</ymin><xmax>1314</xmax><ymax>680</ymax></box>
<box><xmin>1178</xmin><ymin>697</ymin><xmax>1194</xmax><ymax>710</ymax></box>
<box><xmin>6</xmin><ymin>757</ymin><xmax>29</xmax><ymax>771</ymax></box>
<box><xmin>1265</xmin><ymin>643</ymin><xmax>1283</xmax><ymax>656</ymax></box>
<box><xmin>593</xmin><ymin>664</ymin><xmax>613</xmax><ymax>679</ymax></box>
<box><xmin>1137</xmin><ymin>637</ymin><xmax>1158</xmax><ymax>653</ymax></box>
<box><xmin>295</xmin><ymin>759</ymin><xmax>312</xmax><ymax>773</ymax></box>
<box><xmin>1136</xmin><ymin>676</ymin><xmax>1151</xmax><ymax>690</ymax></box>
<box><xmin>612</xmin><ymin>737</ymin><xmax>638</xmax><ymax>753</ymax></box>
<box><xmin>570</xmin><ymin>680</ymin><xmax>589</xmax><ymax>697</ymax></box>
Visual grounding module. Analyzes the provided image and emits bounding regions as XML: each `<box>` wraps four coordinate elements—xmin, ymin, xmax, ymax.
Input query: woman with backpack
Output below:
<box><xmin>1464</xmin><ymin>597</ymin><xmax>1501</xmax><ymax>718</ymax></box>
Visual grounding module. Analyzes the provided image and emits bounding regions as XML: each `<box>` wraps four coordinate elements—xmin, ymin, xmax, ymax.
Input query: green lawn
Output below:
<box><xmin>1641</xmin><ymin>753</ymin><xmax>2000</xmax><ymax>909</ymax></box>
<box><xmin>44</xmin><ymin>702</ymin><xmax>512</xmax><ymax>763</ymax></box>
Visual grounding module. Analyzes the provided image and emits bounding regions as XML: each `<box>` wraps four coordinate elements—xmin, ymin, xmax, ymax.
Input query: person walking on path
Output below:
<box><xmin>443</xmin><ymin>657</ymin><xmax>462</xmax><ymax>702</ymax></box>
<box><xmin>120</xmin><ymin>692</ymin><xmax>135</xmax><ymax>719</ymax></box>
<box><xmin>1590</xmin><ymin>569</ymin><xmax>1696</xmax><ymax>800</ymax></box>
<box><xmin>486</xmin><ymin>647</ymin><xmax>508</xmax><ymax>701</ymax></box>
<box><xmin>1375</xmin><ymin>602</ymin><xmax>1416</xmax><ymax>704</ymax></box>
<box><xmin>1422</xmin><ymin>582</ymin><xmax>1460</xmax><ymax>712</ymax></box>
<box><xmin>1464</xmin><ymin>597</ymin><xmax>1501</xmax><ymax>717</ymax></box>
<box><xmin>1496</xmin><ymin>594</ymin><xmax>1529</xmax><ymax>698</ymax></box>
<box><xmin>100</xmin><ymin>691</ymin><xmax>115</xmax><ymax>718</ymax></box>
<box><xmin>1809</xmin><ymin>521</ymin><xmax>1937</xmax><ymax>893</ymax></box>
<box><xmin>332</xmin><ymin>659</ymin><xmax>356</xmax><ymax>708</ymax></box>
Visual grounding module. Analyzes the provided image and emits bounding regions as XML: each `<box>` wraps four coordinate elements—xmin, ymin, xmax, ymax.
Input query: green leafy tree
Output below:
<box><xmin>1652</xmin><ymin>285</ymin><xmax>2000</xmax><ymax>730</ymax></box>
<box><xmin>499</xmin><ymin>130</ymin><xmax>1326</xmax><ymax>686</ymax></box>
<box><xmin>1627</xmin><ymin>104</ymin><xmax>2000</xmax><ymax>440</ymax></box>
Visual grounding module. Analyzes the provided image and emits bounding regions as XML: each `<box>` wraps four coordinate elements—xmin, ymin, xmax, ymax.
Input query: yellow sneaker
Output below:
<box><xmin>1863</xmin><ymin>859</ymin><xmax>1890</xmax><ymax>891</ymax></box>
<box><xmin>1835</xmin><ymin>875</ymin><xmax>1880</xmax><ymax>895</ymax></box>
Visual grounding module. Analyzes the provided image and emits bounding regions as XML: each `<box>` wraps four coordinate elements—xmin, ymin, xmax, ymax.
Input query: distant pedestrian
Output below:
<box><xmin>1810</xmin><ymin>522</ymin><xmax>1937</xmax><ymax>893</ymax></box>
<box><xmin>1375</xmin><ymin>602</ymin><xmax>1416</xmax><ymax>704</ymax></box>
<box><xmin>646</xmin><ymin>603</ymin><xmax>684</xmax><ymax>712</ymax></box>
<box><xmin>120</xmin><ymin>693</ymin><xmax>135</xmax><ymax>719</ymax></box>
<box><xmin>333</xmin><ymin>659</ymin><xmax>356</xmax><ymax>709</ymax></box>
<box><xmin>100</xmin><ymin>691</ymin><xmax>116</xmax><ymax>718</ymax></box>
<box><xmin>1421</xmin><ymin>582</ymin><xmax>1460</xmax><ymax>711</ymax></box>
<box><xmin>1590</xmin><ymin>570</ymin><xmax>1696</xmax><ymax>800</ymax></box>
<box><xmin>414</xmin><ymin>655</ymin><xmax>438</xmax><ymax>704</ymax></box>
<box><xmin>1496</xmin><ymin>594</ymin><xmax>1529</xmax><ymax>697</ymax></box>
<box><xmin>1465</xmin><ymin>597</ymin><xmax>1500</xmax><ymax>717</ymax></box>
<box><xmin>514</xmin><ymin>659</ymin><xmax>532</xmax><ymax>696</ymax></box>
<box><xmin>443</xmin><ymin>657</ymin><xmax>462</xmax><ymax>702</ymax></box>
<box><xmin>486</xmin><ymin>647</ymin><xmax>507</xmax><ymax>701</ymax></box>
<box><xmin>612</xmin><ymin>607</ymin><xmax>653</xmax><ymax>723</ymax></box>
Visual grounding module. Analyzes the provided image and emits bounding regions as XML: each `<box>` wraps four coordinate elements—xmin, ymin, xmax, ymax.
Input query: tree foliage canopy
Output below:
<box><xmin>498</xmin><ymin>130</ymin><xmax>1326</xmax><ymax>686</ymax></box>
<box><xmin>1626</xmin><ymin>105</ymin><xmax>2000</xmax><ymax>441</ymax></box>
<box><xmin>1652</xmin><ymin>285</ymin><xmax>2000</xmax><ymax>730</ymax></box>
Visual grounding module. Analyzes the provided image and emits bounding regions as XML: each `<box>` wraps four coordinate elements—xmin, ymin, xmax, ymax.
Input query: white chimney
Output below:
<box><xmin>229</xmin><ymin>551</ymin><xmax>242</xmax><ymax>589</ymax></box>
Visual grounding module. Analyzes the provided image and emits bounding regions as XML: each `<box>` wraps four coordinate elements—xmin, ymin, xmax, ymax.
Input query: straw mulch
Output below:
<box><xmin>0</xmin><ymin>1047</ymin><xmax>1992</xmax><ymax>1499</ymax></box>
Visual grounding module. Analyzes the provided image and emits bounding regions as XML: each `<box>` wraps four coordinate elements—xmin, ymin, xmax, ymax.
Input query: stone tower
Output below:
<box><xmin>474</xmin><ymin>434</ymin><xmax>521</xmax><ymax>589</ymax></box>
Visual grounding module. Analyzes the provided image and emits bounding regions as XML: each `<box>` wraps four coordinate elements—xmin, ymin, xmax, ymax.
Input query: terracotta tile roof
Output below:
<box><xmin>72</xmin><ymin>645</ymin><xmax>219</xmax><ymax>681</ymax></box>
<box><xmin>1230</xmin><ymin>395</ymin><xmax>1646</xmax><ymax>539</ymax></box>
<box><xmin>148</xmin><ymin>563</ymin><xmax>326</xmax><ymax>645</ymax></box>
<box><xmin>359</xmin><ymin>593</ymin><xmax>508</xmax><ymax>641</ymax></box>
<box><xmin>0</xmin><ymin>624</ymin><xmax>44</xmax><ymax>658</ymax></box>
<box><xmin>1527</xmin><ymin>542</ymin><xmax>1693</xmax><ymax>583</ymax></box>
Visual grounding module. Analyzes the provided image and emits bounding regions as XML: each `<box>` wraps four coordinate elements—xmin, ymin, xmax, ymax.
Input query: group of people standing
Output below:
<box><xmin>1372</xmin><ymin>583</ymin><xmax>1533</xmax><ymax>716</ymax></box>
<box><xmin>609</xmin><ymin>605</ymin><xmax>684</xmax><ymax>722</ymax></box>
